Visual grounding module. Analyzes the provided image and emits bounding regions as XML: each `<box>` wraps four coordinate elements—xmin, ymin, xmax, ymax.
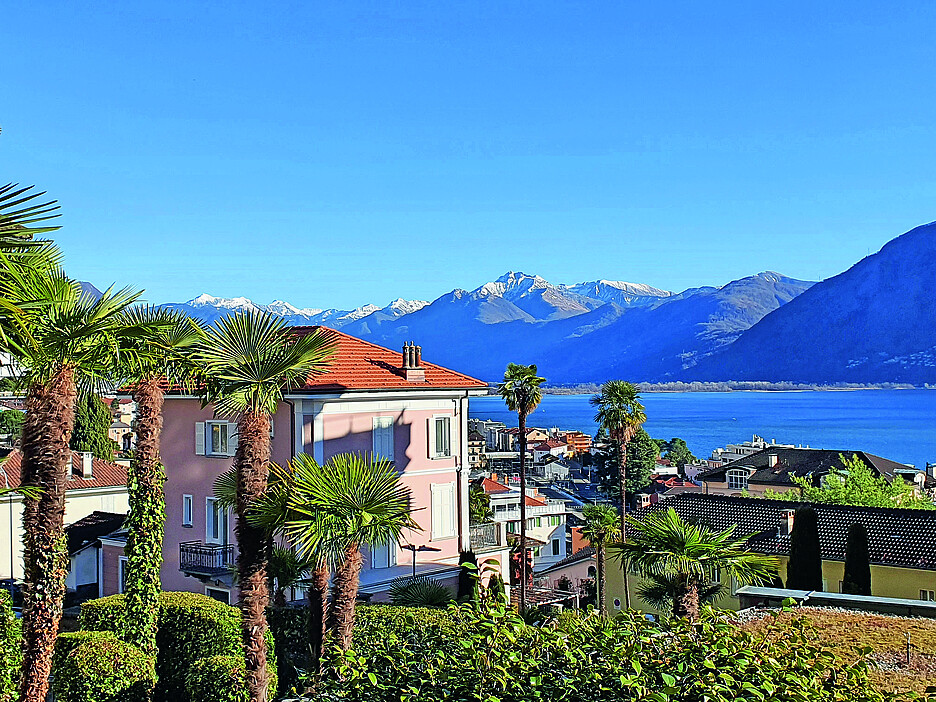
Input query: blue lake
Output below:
<box><xmin>469</xmin><ymin>390</ymin><xmax>936</xmax><ymax>470</ymax></box>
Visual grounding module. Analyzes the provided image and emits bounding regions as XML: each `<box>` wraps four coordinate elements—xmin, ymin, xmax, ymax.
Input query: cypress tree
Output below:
<box><xmin>456</xmin><ymin>550</ymin><xmax>480</xmax><ymax>603</ymax></box>
<box><xmin>841</xmin><ymin>523</ymin><xmax>872</xmax><ymax>595</ymax></box>
<box><xmin>69</xmin><ymin>394</ymin><xmax>115</xmax><ymax>461</ymax></box>
<box><xmin>786</xmin><ymin>507</ymin><xmax>823</xmax><ymax>591</ymax></box>
<box><xmin>487</xmin><ymin>572</ymin><xmax>506</xmax><ymax>604</ymax></box>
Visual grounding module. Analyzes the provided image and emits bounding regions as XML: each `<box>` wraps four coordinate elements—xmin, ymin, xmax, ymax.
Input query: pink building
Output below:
<box><xmin>114</xmin><ymin>329</ymin><xmax>508</xmax><ymax>605</ymax></box>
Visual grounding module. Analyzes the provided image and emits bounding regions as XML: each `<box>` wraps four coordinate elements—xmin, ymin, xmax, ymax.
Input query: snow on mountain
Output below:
<box><xmin>563</xmin><ymin>279</ymin><xmax>672</xmax><ymax>308</ymax></box>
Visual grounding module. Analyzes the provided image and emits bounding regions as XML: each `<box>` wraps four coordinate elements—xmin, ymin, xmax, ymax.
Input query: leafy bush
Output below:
<box><xmin>186</xmin><ymin>655</ymin><xmax>250</xmax><ymax>702</ymax></box>
<box><xmin>0</xmin><ymin>589</ymin><xmax>21</xmax><ymax>702</ymax></box>
<box><xmin>80</xmin><ymin>591</ymin><xmax>275</xmax><ymax>702</ymax></box>
<box><xmin>52</xmin><ymin>631</ymin><xmax>155</xmax><ymax>702</ymax></box>
<box><xmin>389</xmin><ymin>576</ymin><xmax>455</xmax><ymax>607</ymax></box>
<box><xmin>312</xmin><ymin>602</ymin><xmax>919</xmax><ymax>702</ymax></box>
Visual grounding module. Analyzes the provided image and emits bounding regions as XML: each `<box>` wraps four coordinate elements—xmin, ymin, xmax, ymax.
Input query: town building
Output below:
<box><xmin>0</xmin><ymin>450</ymin><xmax>129</xmax><ymax>582</ymax></box>
<box><xmin>706</xmin><ymin>435</ymin><xmax>794</xmax><ymax>467</ymax></box>
<box><xmin>561</xmin><ymin>431</ymin><xmax>592</xmax><ymax>455</ymax></box>
<box><xmin>117</xmin><ymin>330</ymin><xmax>505</xmax><ymax>605</ymax></box>
<box><xmin>698</xmin><ymin>447</ymin><xmax>930</xmax><ymax>498</ymax></box>
<box><xmin>64</xmin><ymin>511</ymin><xmax>127</xmax><ymax>601</ymax></box>
<box><xmin>467</xmin><ymin>430</ymin><xmax>487</xmax><ymax>473</ymax></box>
<box><xmin>606</xmin><ymin>493</ymin><xmax>936</xmax><ymax>614</ymax></box>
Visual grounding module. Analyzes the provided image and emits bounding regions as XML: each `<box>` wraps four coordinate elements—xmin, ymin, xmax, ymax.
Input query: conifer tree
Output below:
<box><xmin>457</xmin><ymin>550</ymin><xmax>480</xmax><ymax>604</ymax></box>
<box><xmin>786</xmin><ymin>507</ymin><xmax>823</xmax><ymax>591</ymax></box>
<box><xmin>841</xmin><ymin>522</ymin><xmax>872</xmax><ymax>596</ymax></box>
<box><xmin>69</xmin><ymin>393</ymin><xmax>115</xmax><ymax>461</ymax></box>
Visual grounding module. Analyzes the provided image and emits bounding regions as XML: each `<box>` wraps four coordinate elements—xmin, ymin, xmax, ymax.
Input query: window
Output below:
<box><xmin>371</xmin><ymin>541</ymin><xmax>397</xmax><ymax>569</ymax></box>
<box><xmin>205</xmin><ymin>587</ymin><xmax>230</xmax><ymax>605</ymax></box>
<box><xmin>182</xmin><ymin>494</ymin><xmax>193</xmax><ymax>527</ymax></box>
<box><xmin>372</xmin><ymin>416</ymin><xmax>394</xmax><ymax>462</ymax></box>
<box><xmin>921</xmin><ymin>590</ymin><xmax>935</xmax><ymax>602</ymax></box>
<box><xmin>206</xmin><ymin>497</ymin><xmax>228</xmax><ymax>544</ymax></box>
<box><xmin>208</xmin><ymin>421</ymin><xmax>229</xmax><ymax>456</ymax></box>
<box><xmin>118</xmin><ymin>557</ymin><xmax>129</xmax><ymax>594</ymax></box>
<box><xmin>430</xmin><ymin>482</ymin><xmax>456</xmax><ymax>539</ymax></box>
<box><xmin>429</xmin><ymin>416</ymin><xmax>452</xmax><ymax>459</ymax></box>
<box><xmin>551</xmin><ymin>538</ymin><xmax>561</xmax><ymax>556</ymax></box>
<box><xmin>727</xmin><ymin>469</ymin><xmax>748</xmax><ymax>491</ymax></box>
<box><xmin>549</xmin><ymin>515</ymin><xmax>561</xmax><ymax>527</ymax></box>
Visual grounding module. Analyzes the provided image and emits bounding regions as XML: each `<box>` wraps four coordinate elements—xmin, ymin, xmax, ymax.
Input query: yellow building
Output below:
<box><xmin>605</xmin><ymin>493</ymin><xmax>936</xmax><ymax>615</ymax></box>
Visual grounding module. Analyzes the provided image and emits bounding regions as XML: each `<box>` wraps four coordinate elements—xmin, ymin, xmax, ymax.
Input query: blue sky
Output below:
<box><xmin>3</xmin><ymin>2</ymin><xmax>935</xmax><ymax>310</ymax></box>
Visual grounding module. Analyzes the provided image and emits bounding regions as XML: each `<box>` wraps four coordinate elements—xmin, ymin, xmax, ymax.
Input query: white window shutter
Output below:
<box><xmin>228</xmin><ymin>422</ymin><xmax>239</xmax><ymax>456</ymax></box>
<box><xmin>444</xmin><ymin>483</ymin><xmax>455</xmax><ymax>537</ymax></box>
<box><xmin>195</xmin><ymin>422</ymin><xmax>206</xmax><ymax>455</ymax></box>
<box><xmin>427</xmin><ymin>418</ymin><xmax>436</xmax><ymax>458</ymax></box>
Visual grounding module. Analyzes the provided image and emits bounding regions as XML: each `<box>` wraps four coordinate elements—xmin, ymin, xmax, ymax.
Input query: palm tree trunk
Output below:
<box><xmin>329</xmin><ymin>543</ymin><xmax>362</xmax><ymax>652</ymax></box>
<box><xmin>596</xmin><ymin>544</ymin><xmax>606</xmax><ymax>616</ymax></box>
<box><xmin>518</xmin><ymin>411</ymin><xmax>528</xmax><ymax>611</ymax></box>
<box><xmin>672</xmin><ymin>578</ymin><xmax>700</xmax><ymax>621</ymax></box>
<box><xmin>235</xmin><ymin>411</ymin><xmax>273</xmax><ymax>702</ymax></box>
<box><xmin>618</xmin><ymin>429</ymin><xmax>631</xmax><ymax>609</ymax></box>
<box><xmin>124</xmin><ymin>376</ymin><xmax>166</xmax><ymax>665</ymax></box>
<box><xmin>19</xmin><ymin>367</ymin><xmax>76</xmax><ymax>702</ymax></box>
<box><xmin>308</xmin><ymin>562</ymin><xmax>329</xmax><ymax>671</ymax></box>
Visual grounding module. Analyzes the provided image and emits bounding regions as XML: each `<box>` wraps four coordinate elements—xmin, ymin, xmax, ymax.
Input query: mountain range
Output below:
<box><xmin>149</xmin><ymin>221</ymin><xmax>935</xmax><ymax>384</ymax></box>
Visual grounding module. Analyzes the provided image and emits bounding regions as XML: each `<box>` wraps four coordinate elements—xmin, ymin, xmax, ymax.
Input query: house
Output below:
<box><xmin>698</xmin><ymin>447</ymin><xmax>931</xmax><ymax>498</ymax></box>
<box><xmin>64</xmin><ymin>511</ymin><xmax>126</xmax><ymax>601</ymax></box>
<box><xmin>0</xmin><ymin>450</ymin><xmax>129</xmax><ymax>582</ymax></box>
<box><xmin>561</xmin><ymin>431</ymin><xmax>592</xmax><ymax>456</ymax></box>
<box><xmin>606</xmin><ymin>493</ymin><xmax>936</xmax><ymax>614</ymax></box>
<box><xmin>468</xmin><ymin>419</ymin><xmax>510</xmax><ymax>451</ymax></box>
<box><xmin>126</xmin><ymin>330</ymin><xmax>506</xmax><ymax>605</ymax></box>
<box><xmin>467</xmin><ymin>430</ymin><xmax>487</xmax><ymax>473</ymax></box>
<box><xmin>531</xmin><ymin>438</ymin><xmax>568</xmax><ymax>464</ymax></box>
<box><xmin>633</xmin><ymin>476</ymin><xmax>701</xmax><ymax>508</ymax></box>
<box><xmin>536</xmin><ymin>546</ymin><xmax>596</xmax><ymax>600</ymax></box>
<box><xmin>473</xmin><ymin>476</ymin><xmax>568</xmax><ymax>571</ymax></box>
<box><xmin>707</xmin><ymin>435</ymin><xmax>794</xmax><ymax>467</ymax></box>
<box><xmin>108</xmin><ymin>420</ymin><xmax>133</xmax><ymax>452</ymax></box>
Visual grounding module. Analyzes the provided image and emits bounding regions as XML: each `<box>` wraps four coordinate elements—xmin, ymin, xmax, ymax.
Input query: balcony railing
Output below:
<box><xmin>180</xmin><ymin>541</ymin><xmax>234</xmax><ymax>576</ymax></box>
<box><xmin>469</xmin><ymin>522</ymin><xmax>503</xmax><ymax>551</ymax></box>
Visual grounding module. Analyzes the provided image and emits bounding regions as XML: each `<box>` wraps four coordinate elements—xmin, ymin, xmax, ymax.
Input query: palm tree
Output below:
<box><xmin>580</xmin><ymin>503</ymin><xmax>620</xmax><ymax>616</ymax></box>
<box><xmin>267</xmin><ymin>544</ymin><xmax>317</xmax><ymax>607</ymax></box>
<box><xmin>0</xmin><ymin>266</ymin><xmax>141</xmax><ymax>702</ymax></box>
<box><xmin>118</xmin><ymin>306</ymin><xmax>204</xmax><ymax>661</ymax></box>
<box><xmin>195</xmin><ymin>311</ymin><xmax>334</xmax><ymax>702</ymax></box>
<box><xmin>612</xmin><ymin>507</ymin><xmax>779</xmax><ymax>621</ymax></box>
<box><xmin>497</xmin><ymin>363</ymin><xmax>544</xmax><ymax>611</ymax></box>
<box><xmin>272</xmin><ymin>452</ymin><xmax>417</xmax><ymax>653</ymax></box>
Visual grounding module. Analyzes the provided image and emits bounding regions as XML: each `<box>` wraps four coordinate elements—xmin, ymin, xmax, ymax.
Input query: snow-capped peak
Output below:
<box><xmin>386</xmin><ymin>298</ymin><xmax>430</xmax><ymax>316</ymax></box>
<box><xmin>190</xmin><ymin>294</ymin><xmax>259</xmax><ymax>310</ymax></box>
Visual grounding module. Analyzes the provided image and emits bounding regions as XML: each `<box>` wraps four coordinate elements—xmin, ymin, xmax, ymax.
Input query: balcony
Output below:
<box><xmin>180</xmin><ymin>541</ymin><xmax>235</xmax><ymax>576</ymax></box>
<box><xmin>469</xmin><ymin>522</ymin><xmax>505</xmax><ymax>552</ymax></box>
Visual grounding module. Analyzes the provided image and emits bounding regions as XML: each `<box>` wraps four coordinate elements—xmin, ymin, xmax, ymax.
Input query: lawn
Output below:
<box><xmin>742</xmin><ymin>607</ymin><xmax>936</xmax><ymax>695</ymax></box>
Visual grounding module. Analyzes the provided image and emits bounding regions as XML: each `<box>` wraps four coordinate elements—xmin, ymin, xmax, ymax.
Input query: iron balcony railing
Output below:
<box><xmin>469</xmin><ymin>522</ymin><xmax>502</xmax><ymax>551</ymax></box>
<box><xmin>180</xmin><ymin>541</ymin><xmax>235</xmax><ymax>575</ymax></box>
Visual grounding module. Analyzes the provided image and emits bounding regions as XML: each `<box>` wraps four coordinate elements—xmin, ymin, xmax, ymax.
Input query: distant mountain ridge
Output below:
<box><xmin>156</xmin><ymin>270</ymin><xmax>819</xmax><ymax>382</ymax></box>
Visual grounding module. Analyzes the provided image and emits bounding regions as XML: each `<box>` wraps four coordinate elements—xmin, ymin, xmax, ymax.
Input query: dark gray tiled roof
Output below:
<box><xmin>631</xmin><ymin>493</ymin><xmax>936</xmax><ymax>571</ymax></box>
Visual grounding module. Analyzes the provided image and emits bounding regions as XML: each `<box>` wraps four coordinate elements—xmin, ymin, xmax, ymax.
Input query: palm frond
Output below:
<box><xmin>497</xmin><ymin>363</ymin><xmax>544</xmax><ymax>415</ymax></box>
<box><xmin>388</xmin><ymin>576</ymin><xmax>454</xmax><ymax>608</ymax></box>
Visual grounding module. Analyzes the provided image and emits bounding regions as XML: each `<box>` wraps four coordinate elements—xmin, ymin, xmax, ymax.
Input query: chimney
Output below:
<box><xmin>779</xmin><ymin>509</ymin><xmax>795</xmax><ymax>537</ymax></box>
<box><xmin>76</xmin><ymin>451</ymin><xmax>93</xmax><ymax>479</ymax></box>
<box><xmin>401</xmin><ymin>342</ymin><xmax>425</xmax><ymax>382</ymax></box>
<box><xmin>767</xmin><ymin>453</ymin><xmax>779</xmax><ymax>468</ymax></box>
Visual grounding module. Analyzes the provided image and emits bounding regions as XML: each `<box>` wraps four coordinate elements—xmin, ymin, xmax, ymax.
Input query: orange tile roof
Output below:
<box><xmin>290</xmin><ymin>327</ymin><xmax>486</xmax><ymax>392</ymax></box>
<box><xmin>1</xmin><ymin>450</ymin><xmax>127</xmax><ymax>490</ymax></box>
<box><xmin>479</xmin><ymin>477</ymin><xmax>512</xmax><ymax>494</ymax></box>
<box><xmin>525</xmin><ymin>495</ymin><xmax>546</xmax><ymax>507</ymax></box>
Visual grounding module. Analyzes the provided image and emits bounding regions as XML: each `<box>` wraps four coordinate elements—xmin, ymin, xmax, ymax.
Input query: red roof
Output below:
<box><xmin>1</xmin><ymin>450</ymin><xmax>127</xmax><ymax>490</ymax></box>
<box><xmin>479</xmin><ymin>478</ymin><xmax>512</xmax><ymax>494</ymax></box>
<box><xmin>525</xmin><ymin>495</ymin><xmax>546</xmax><ymax>507</ymax></box>
<box><xmin>533</xmin><ymin>438</ymin><xmax>566</xmax><ymax>450</ymax></box>
<box><xmin>289</xmin><ymin>327</ymin><xmax>486</xmax><ymax>392</ymax></box>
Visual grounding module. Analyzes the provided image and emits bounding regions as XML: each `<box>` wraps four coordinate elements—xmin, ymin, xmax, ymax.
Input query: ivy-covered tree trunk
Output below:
<box><xmin>672</xmin><ymin>578</ymin><xmax>700</xmax><ymax>621</ymax></box>
<box><xmin>330</xmin><ymin>544</ymin><xmax>363</xmax><ymax>652</ymax></box>
<box><xmin>596</xmin><ymin>543</ymin><xmax>606</xmax><ymax>616</ymax></box>
<box><xmin>19</xmin><ymin>366</ymin><xmax>75</xmax><ymax>702</ymax></box>
<box><xmin>235</xmin><ymin>411</ymin><xmax>272</xmax><ymax>702</ymax></box>
<box><xmin>308</xmin><ymin>563</ymin><xmax>329</xmax><ymax>672</ymax></box>
<box><xmin>124</xmin><ymin>377</ymin><xmax>167</xmax><ymax>667</ymax></box>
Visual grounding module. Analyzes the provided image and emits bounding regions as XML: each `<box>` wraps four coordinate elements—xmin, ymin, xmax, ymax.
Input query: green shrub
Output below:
<box><xmin>313</xmin><ymin>602</ymin><xmax>916</xmax><ymax>702</ymax></box>
<box><xmin>0</xmin><ymin>589</ymin><xmax>21</xmax><ymax>702</ymax></box>
<box><xmin>52</xmin><ymin>631</ymin><xmax>155</xmax><ymax>702</ymax></box>
<box><xmin>80</xmin><ymin>592</ymin><xmax>245</xmax><ymax>702</ymax></box>
<box><xmin>267</xmin><ymin>606</ymin><xmax>308</xmax><ymax>695</ymax></box>
<box><xmin>388</xmin><ymin>576</ymin><xmax>455</xmax><ymax>607</ymax></box>
<box><xmin>186</xmin><ymin>655</ymin><xmax>250</xmax><ymax>702</ymax></box>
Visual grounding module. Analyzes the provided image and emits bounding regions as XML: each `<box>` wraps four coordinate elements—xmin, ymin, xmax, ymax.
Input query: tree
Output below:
<box><xmin>591</xmin><ymin>380</ymin><xmax>645</xmax><ymax>609</ymax></box>
<box><xmin>580</xmin><ymin>503</ymin><xmax>620</xmax><ymax>616</ymax></box>
<box><xmin>267</xmin><ymin>544</ymin><xmax>316</xmax><ymax>607</ymax></box>
<box><xmin>196</xmin><ymin>311</ymin><xmax>334</xmax><ymax>702</ymax></box>
<box><xmin>595</xmin><ymin>428</ymin><xmax>656</xmax><ymax>498</ymax></box>
<box><xmin>118</xmin><ymin>306</ymin><xmax>204</xmax><ymax>664</ymax></box>
<box><xmin>0</xmin><ymin>410</ymin><xmax>24</xmax><ymax>442</ymax></box>
<box><xmin>261</xmin><ymin>453</ymin><xmax>417</xmax><ymax>653</ymax></box>
<box><xmin>659</xmin><ymin>437</ymin><xmax>697</xmax><ymax>471</ymax></box>
<box><xmin>765</xmin><ymin>453</ymin><xmax>935</xmax><ymax>510</ymax></box>
<box><xmin>0</xmin><ymin>265</ymin><xmax>141</xmax><ymax>702</ymax></box>
<box><xmin>841</xmin><ymin>523</ymin><xmax>872</xmax><ymax>596</ymax></box>
<box><xmin>70</xmin><ymin>392</ymin><xmax>116</xmax><ymax>461</ymax></box>
<box><xmin>457</xmin><ymin>550</ymin><xmax>480</xmax><ymax>604</ymax></box>
<box><xmin>486</xmin><ymin>572</ymin><xmax>507</xmax><ymax>604</ymax></box>
<box><xmin>469</xmin><ymin>483</ymin><xmax>493</xmax><ymax>524</ymax></box>
<box><xmin>613</xmin><ymin>507</ymin><xmax>779</xmax><ymax>620</ymax></box>
<box><xmin>497</xmin><ymin>363</ymin><xmax>544</xmax><ymax>611</ymax></box>
<box><xmin>786</xmin><ymin>507</ymin><xmax>823</xmax><ymax>591</ymax></box>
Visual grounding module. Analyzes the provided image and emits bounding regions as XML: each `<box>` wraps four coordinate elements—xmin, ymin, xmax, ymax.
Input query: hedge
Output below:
<box><xmin>0</xmin><ymin>589</ymin><xmax>21</xmax><ymax>702</ymax></box>
<box><xmin>186</xmin><ymin>655</ymin><xmax>251</xmax><ymax>702</ymax></box>
<box><xmin>80</xmin><ymin>591</ymin><xmax>275</xmax><ymax>702</ymax></box>
<box><xmin>52</xmin><ymin>631</ymin><xmax>155</xmax><ymax>702</ymax></box>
